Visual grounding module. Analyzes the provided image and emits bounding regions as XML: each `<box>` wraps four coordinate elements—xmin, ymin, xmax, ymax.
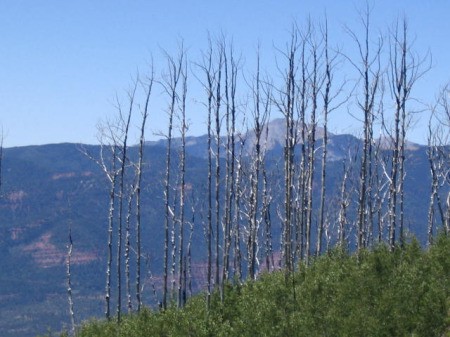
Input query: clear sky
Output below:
<box><xmin>0</xmin><ymin>0</ymin><xmax>449</xmax><ymax>147</ymax></box>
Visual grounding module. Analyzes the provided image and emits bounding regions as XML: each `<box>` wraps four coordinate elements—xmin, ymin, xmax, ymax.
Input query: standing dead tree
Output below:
<box><xmin>115</xmin><ymin>83</ymin><xmax>136</xmax><ymax>323</ymax></box>
<box><xmin>221</xmin><ymin>39</ymin><xmax>239</xmax><ymax>300</ymax></box>
<box><xmin>427</xmin><ymin>120</ymin><xmax>445</xmax><ymax>243</ymax></box>
<box><xmin>344</xmin><ymin>5</ymin><xmax>382</xmax><ymax>251</ymax></box>
<box><xmin>427</xmin><ymin>84</ymin><xmax>450</xmax><ymax>242</ymax></box>
<box><xmin>135</xmin><ymin>71</ymin><xmax>154</xmax><ymax>312</ymax></box>
<box><xmin>160</xmin><ymin>47</ymin><xmax>185</xmax><ymax>309</ymax></box>
<box><xmin>213</xmin><ymin>43</ymin><xmax>224</xmax><ymax>291</ymax></box>
<box><xmin>294</xmin><ymin>27</ymin><xmax>309</xmax><ymax>264</ymax></box>
<box><xmin>273</xmin><ymin>26</ymin><xmax>299</xmax><ymax>274</ymax></box>
<box><xmin>83</xmin><ymin>85</ymin><xmax>134</xmax><ymax>322</ymax></box>
<box><xmin>246</xmin><ymin>48</ymin><xmax>270</xmax><ymax>280</ymax></box>
<box><xmin>316</xmin><ymin>19</ymin><xmax>347</xmax><ymax>256</ymax></box>
<box><xmin>304</xmin><ymin>25</ymin><xmax>323</xmax><ymax>263</ymax></box>
<box><xmin>124</xmin><ymin>174</ymin><xmax>137</xmax><ymax>313</ymax></box>
<box><xmin>195</xmin><ymin>37</ymin><xmax>215</xmax><ymax>310</ymax></box>
<box><xmin>83</xmin><ymin>120</ymin><xmax>121</xmax><ymax>321</ymax></box>
<box><xmin>233</xmin><ymin>133</ymin><xmax>246</xmax><ymax>282</ymax></box>
<box><xmin>66</xmin><ymin>222</ymin><xmax>76</xmax><ymax>336</ymax></box>
<box><xmin>176</xmin><ymin>55</ymin><xmax>188</xmax><ymax>308</ymax></box>
<box><xmin>386</xmin><ymin>18</ymin><xmax>429</xmax><ymax>248</ymax></box>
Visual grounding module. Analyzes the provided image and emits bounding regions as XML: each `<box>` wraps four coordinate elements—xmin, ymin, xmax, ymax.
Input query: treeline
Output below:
<box><xmin>73</xmin><ymin>7</ymin><xmax>449</xmax><ymax>332</ymax></box>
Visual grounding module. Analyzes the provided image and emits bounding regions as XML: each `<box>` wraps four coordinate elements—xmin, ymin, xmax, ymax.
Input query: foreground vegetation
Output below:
<box><xmin>65</xmin><ymin>235</ymin><xmax>450</xmax><ymax>337</ymax></box>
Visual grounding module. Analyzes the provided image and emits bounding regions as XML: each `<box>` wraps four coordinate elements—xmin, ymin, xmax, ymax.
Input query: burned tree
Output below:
<box><xmin>160</xmin><ymin>47</ymin><xmax>185</xmax><ymax>309</ymax></box>
<box><xmin>345</xmin><ymin>6</ymin><xmax>382</xmax><ymax>251</ymax></box>
<box><xmin>386</xmin><ymin>18</ymin><xmax>429</xmax><ymax>248</ymax></box>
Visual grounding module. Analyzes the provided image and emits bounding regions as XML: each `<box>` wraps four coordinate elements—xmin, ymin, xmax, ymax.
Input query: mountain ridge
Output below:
<box><xmin>0</xmin><ymin>121</ymin><xmax>444</xmax><ymax>337</ymax></box>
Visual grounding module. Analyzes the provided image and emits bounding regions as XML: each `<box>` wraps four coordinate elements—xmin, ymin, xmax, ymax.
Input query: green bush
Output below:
<box><xmin>73</xmin><ymin>235</ymin><xmax>450</xmax><ymax>337</ymax></box>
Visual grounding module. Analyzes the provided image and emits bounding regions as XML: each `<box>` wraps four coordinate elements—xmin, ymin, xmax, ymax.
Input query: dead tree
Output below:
<box><xmin>304</xmin><ymin>27</ymin><xmax>322</xmax><ymax>263</ymax></box>
<box><xmin>233</xmin><ymin>133</ymin><xmax>246</xmax><ymax>282</ymax></box>
<box><xmin>316</xmin><ymin>20</ymin><xmax>346</xmax><ymax>256</ymax></box>
<box><xmin>345</xmin><ymin>5</ymin><xmax>382</xmax><ymax>251</ymax></box>
<box><xmin>387</xmin><ymin>18</ymin><xmax>429</xmax><ymax>248</ymax></box>
<box><xmin>135</xmin><ymin>72</ymin><xmax>153</xmax><ymax>312</ymax></box>
<box><xmin>195</xmin><ymin>38</ymin><xmax>216</xmax><ymax>309</ymax></box>
<box><xmin>84</xmin><ymin>120</ymin><xmax>121</xmax><ymax>321</ymax></box>
<box><xmin>177</xmin><ymin>56</ymin><xmax>188</xmax><ymax>308</ymax></box>
<box><xmin>160</xmin><ymin>48</ymin><xmax>184</xmax><ymax>309</ymax></box>
<box><xmin>124</xmin><ymin>179</ymin><xmax>136</xmax><ymax>313</ymax></box>
<box><xmin>316</xmin><ymin>22</ymin><xmax>331</xmax><ymax>257</ymax></box>
<box><xmin>338</xmin><ymin>160</ymin><xmax>350</xmax><ymax>247</ymax></box>
<box><xmin>427</xmin><ymin>84</ymin><xmax>450</xmax><ymax>242</ymax></box>
<box><xmin>66</xmin><ymin>223</ymin><xmax>76</xmax><ymax>336</ymax></box>
<box><xmin>262</xmin><ymin>153</ymin><xmax>274</xmax><ymax>271</ymax></box>
<box><xmin>427</xmin><ymin>121</ymin><xmax>445</xmax><ymax>243</ymax></box>
<box><xmin>294</xmin><ymin>28</ymin><xmax>309</xmax><ymax>263</ymax></box>
<box><xmin>213</xmin><ymin>44</ymin><xmax>224</xmax><ymax>290</ymax></box>
<box><xmin>221</xmin><ymin>40</ymin><xmax>239</xmax><ymax>300</ymax></box>
<box><xmin>115</xmin><ymin>82</ymin><xmax>135</xmax><ymax>323</ymax></box>
<box><xmin>273</xmin><ymin>26</ymin><xmax>299</xmax><ymax>274</ymax></box>
<box><xmin>246</xmin><ymin>49</ymin><xmax>270</xmax><ymax>280</ymax></box>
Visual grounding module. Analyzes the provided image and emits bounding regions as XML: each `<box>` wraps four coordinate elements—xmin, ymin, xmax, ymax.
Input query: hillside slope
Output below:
<box><xmin>0</xmin><ymin>127</ymin><xmax>445</xmax><ymax>336</ymax></box>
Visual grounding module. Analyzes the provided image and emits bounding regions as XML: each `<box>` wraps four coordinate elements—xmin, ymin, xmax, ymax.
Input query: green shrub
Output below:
<box><xmin>73</xmin><ymin>236</ymin><xmax>450</xmax><ymax>337</ymax></box>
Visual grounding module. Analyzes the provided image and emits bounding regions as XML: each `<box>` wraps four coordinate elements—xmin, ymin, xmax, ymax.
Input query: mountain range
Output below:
<box><xmin>0</xmin><ymin>118</ymin><xmax>443</xmax><ymax>337</ymax></box>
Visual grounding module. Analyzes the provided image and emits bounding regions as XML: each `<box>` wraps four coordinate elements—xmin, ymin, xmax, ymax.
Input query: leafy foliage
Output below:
<box><xmin>73</xmin><ymin>235</ymin><xmax>450</xmax><ymax>337</ymax></box>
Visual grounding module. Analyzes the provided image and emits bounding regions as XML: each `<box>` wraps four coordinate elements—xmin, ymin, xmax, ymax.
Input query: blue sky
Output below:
<box><xmin>0</xmin><ymin>1</ymin><xmax>449</xmax><ymax>147</ymax></box>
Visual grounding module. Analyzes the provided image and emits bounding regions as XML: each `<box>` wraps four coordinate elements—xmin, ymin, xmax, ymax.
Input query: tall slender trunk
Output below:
<box><xmin>67</xmin><ymin>225</ymin><xmax>76</xmax><ymax>336</ymax></box>
<box><xmin>214</xmin><ymin>49</ymin><xmax>223</xmax><ymax>289</ymax></box>
<box><xmin>233</xmin><ymin>137</ymin><xmax>245</xmax><ymax>282</ymax></box>
<box><xmin>135</xmin><ymin>74</ymin><xmax>152</xmax><ymax>312</ymax></box>
<box><xmin>338</xmin><ymin>161</ymin><xmax>349</xmax><ymax>247</ymax></box>
<box><xmin>177</xmin><ymin>63</ymin><xmax>188</xmax><ymax>308</ymax></box>
<box><xmin>162</xmin><ymin>52</ymin><xmax>183</xmax><ymax>309</ymax></box>
<box><xmin>116</xmin><ymin>88</ymin><xmax>134</xmax><ymax>323</ymax></box>
<box><xmin>125</xmin><ymin>183</ymin><xmax>135</xmax><ymax>313</ymax></box>
<box><xmin>105</xmin><ymin>151</ymin><xmax>117</xmax><ymax>320</ymax></box>
<box><xmin>305</xmin><ymin>42</ymin><xmax>318</xmax><ymax>263</ymax></box>
<box><xmin>197</xmin><ymin>40</ymin><xmax>215</xmax><ymax>310</ymax></box>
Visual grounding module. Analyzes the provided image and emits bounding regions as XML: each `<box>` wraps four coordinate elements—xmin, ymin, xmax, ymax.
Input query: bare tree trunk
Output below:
<box><xmin>196</xmin><ymin>39</ymin><xmax>215</xmax><ymax>309</ymax></box>
<box><xmin>338</xmin><ymin>161</ymin><xmax>350</xmax><ymax>247</ymax></box>
<box><xmin>214</xmin><ymin>46</ymin><xmax>224</xmax><ymax>290</ymax></box>
<box><xmin>135</xmin><ymin>73</ymin><xmax>153</xmax><ymax>312</ymax></box>
<box><xmin>116</xmin><ymin>84</ymin><xmax>135</xmax><ymax>323</ymax></box>
<box><xmin>273</xmin><ymin>27</ymin><xmax>299</xmax><ymax>275</ymax></box>
<box><xmin>125</xmin><ymin>183</ymin><xmax>135</xmax><ymax>313</ymax></box>
<box><xmin>66</xmin><ymin>224</ymin><xmax>76</xmax><ymax>336</ymax></box>
<box><xmin>222</xmin><ymin>46</ymin><xmax>232</xmax><ymax>296</ymax></box>
<box><xmin>431</xmin><ymin>84</ymin><xmax>450</xmax><ymax>235</ymax></box>
<box><xmin>305</xmin><ymin>34</ymin><xmax>320</xmax><ymax>263</ymax></box>
<box><xmin>187</xmin><ymin>202</ymin><xmax>195</xmax><ymax>298</ymax></box>
<box><xmin>372</xmin><ymin>140</ymin><xmax>387</xmax><ymax>244</ymax></box>
<box><xmin>247</xmin><ymin>50</ymin><xmax>270</xmax><ymax>279</ymax></box>
<box><xmin>233</xmin><ymin>135</ymin><xmax>245</xmax><ymax>282</ymax></box>
<box><xmin>262</xmin><ymin>159</ymin><xmax>274</xmax><ymax>272</ymax></box>
<box><xmin>296</xmin><ymin>35</ymin><xmax>308</xmax><ymax>263</ymax></box>
<box><xmin>316</xmin><ymin>20</ymin><xmax>345</xmax><ymax>255</ymax></box>
<box><xmin>446</xmin><ymin>192</ymin><xmax>450</xmax><ymax>235</ymax></box>
<box><xmin>105</xmin><ymin>151</ymin><xmax>117</xmax><ymax>321</ymax></box>
<box><xmin>221</xmin><ymin>41</ymin><xmax>238</xmax><ymax>301</ymax></box>
<box><xmin>177</xmin><ymin>58</ymin><xmax>188</xmax><ymax>308</ymax></box>
<box><xmin>345</xmin><ymin>6</ymin><xmax>381</xmax><ymax>252</ymax></box>
<box><xmin>161</xmin><ymin>50</ymin><xmax>183</xmax><ymax>309</ymax></box>
<box><xmin>388</xmin><ymin>19</ymin><xmax>428</xmax><ymax>248</ymax></box>
<box><xmin>427</xmin><ymin>140</ymin><xmax>438</xmax><ymax>245</ymax></box>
